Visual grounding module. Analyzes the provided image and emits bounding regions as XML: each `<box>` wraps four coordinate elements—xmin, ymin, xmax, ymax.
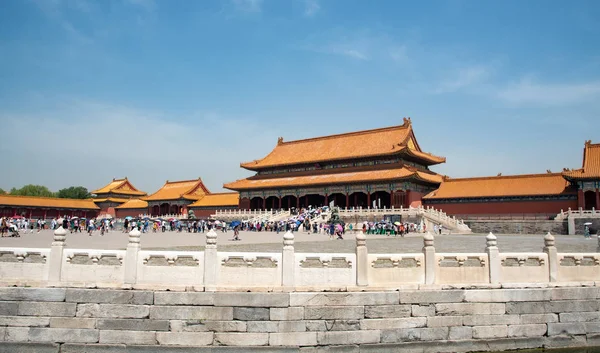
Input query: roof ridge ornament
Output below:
<box><xmin>585</xmin><ymin>140</ymin><xmax>592</xmax><ymax>146</ymax></box>
<box><xmin>277</xmin><ymin>137</ymin><xmax>284</xmax><ymax>145</ymax></box>
<box><xmin>402</xmin><ymin>117</ymin><xmax>412</xmax><ymax>126</ymax></box>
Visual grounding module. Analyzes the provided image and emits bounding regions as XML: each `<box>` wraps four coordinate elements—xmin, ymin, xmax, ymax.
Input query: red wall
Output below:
<box><xmin>407</xmin><ymin>191</ymin><xmax>425</xmax><ymax>207</ymax></box>
<box><xmin>423</xmin><ymin>199</ymin><xmax>578</xmax><ymax>217</ymax></box>
<box><xmin>0</xmin><ymin>207</ymin><xmax>98</xmax><ymax>219</ymax></box>
<box><xmin>115</xmin><ymin>208</ymin><xmax>146</xmax><ymax>219</ymax></box>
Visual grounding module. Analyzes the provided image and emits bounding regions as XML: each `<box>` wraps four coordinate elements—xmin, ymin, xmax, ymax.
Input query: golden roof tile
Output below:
<box><xmin>115</xmin><ymin>199</ymin><xmax>148</xmax><ymax>209</ymax></box>
<box><xmin>91</xmin><ymin>178</ymin><xmax>146</xmax><ymax>196</ymax></box>
<box><xmin>562</xmin><ymin>141</ymin><xmax>600</xmax><ymax>180</ymax></box>
<box><xmin>0</xmin><ymin>195</ymin><xmax>100</xmax><ymax>210</ymax></box>
<box><xmin>189</xmin><ymin>193</ymin><xmax>239</xmax><ymax>207</ymax></box>
<box><xmin>93</xmin><ymin>197</ymin><xmax>129</xmax><ymax>204</ymax></box>
<box><xmin>240</xmin><ymin>118</ymin><xmax>445</xmax><ymax>170</ymax></box>
<box><xmin>144</xmin><ymin>178</ymin><xmax>210</xmax><ymax>201</ymax></box>
<box><xmin>423</xmin><ymin>173</ymin><xmax>572</xmax><ymax>199</ymax></box>
<box><xmin>224</xmin><ymin>167</ymin><xmax>442</xmax><ymax>190</ymax></box>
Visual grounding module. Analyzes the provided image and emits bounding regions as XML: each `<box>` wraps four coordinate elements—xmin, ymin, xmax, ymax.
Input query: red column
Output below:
<box><xmin>13</xmin><ymin>208</ymin><xmax>16</xmax><ymax>217</ymax></box>
<box><xmin>43</xmin><ymin>210</ymin><xmax>47</xmax><ymax>219</ymax></box>
<box><xmin>578</xmin><ymin>189</ymin><xmax>585</xmax><ymax>209</ymax></box>
<box><xmin>296</xmin><ymin>196</ymin><xmax>300</xmax><ymax>209</ymax></box>
<box><xmin>367</xmin><ymin>193</ymin><xmax>371</xmax><ymax>208</ymax></box>
<box><xmin>390</xmin><ymin>190</ymin><xmax>395</xmax><ymax>207</ymax></box>
<box><xmin>325</xmin><ymin>194</ymin><xmax>328</xmax><ymax>205</ymax></box>
<box><xmin>28</xmin><ymin>209</ymin><xmax>32</xmax><ymax>219</ymax></box>
<box><xmin>596</xmin><ymin>189</ymin><xmax>600</xmax><ymax>210</ymax></box>
<box><xmin>278</xmin><ymin>197</ymin><xmax>282</xmax><ymax>209</ymax></box>
<box><xmin>345</xmin><ymin>193</ymin><xmax>349</xmax><ymax>207</ymax></box>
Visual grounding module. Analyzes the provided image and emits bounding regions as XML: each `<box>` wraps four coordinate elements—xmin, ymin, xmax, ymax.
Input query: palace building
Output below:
<box><xmin>422</xmin><ymin>140</ymin><xmax>600</xmax><ymax>217</ymax></box>
<box><xmin>224</xmin><ymin>118</ymin><xmax>445</xmax><ymax>210</ymax></box>
<box><xmin>224</xmin><ymin>119</ymin><xmax>599</xmax><ymax>218</ymax></box>
<box><xmin>114</xmin><ymin>179</ymin><xmax>239</xmax><ymax>219</ymax></box>
<box><xmin>0</xmin><ymin>195</ymin><xmax>99</xmax><ymax>219</ymax></box>
<box><xmin>91</xmin><ymin>178</ymin><xmax>147</xmax><ymax>216</ymax></box>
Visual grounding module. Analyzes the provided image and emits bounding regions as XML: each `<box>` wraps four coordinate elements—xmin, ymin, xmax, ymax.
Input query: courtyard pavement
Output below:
<box><xmin>0</xmin><ymin>229</ymin><xmax>598</xmax><ymax>253</ymax></box>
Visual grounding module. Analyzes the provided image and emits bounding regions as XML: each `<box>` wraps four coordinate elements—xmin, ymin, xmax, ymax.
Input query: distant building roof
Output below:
<box><xmin>563</xmin><ymin>141</ymin><xmax>600</xmax><ymax>181</ymax></box>
<box><xmin>91</xmin><ymin>178</ymin><xmax>146</xmax><ymax>196</ymax></box>
<box><xmin>145</xmin><ymin>178</ymin><xmax>210</xmax><ymax>201</ymax></box>
<box><xmin>0</xmin><ymin>195</ymin><xmax>99</xmax><ymax>210</ymax></box>
<box><xmin>423</xmin><ymin>173</ymin><xmax>573</xmax><ymax>200</ymax></box>
<box><xmin>115</xmin><ymin>199</ymin><xmax>148</xmax><ymax>209</ymax></box>
<box><xmin>240</xmin><ymin>118</ymin><xmax>445</xmax><ymax>170</ymax></box>
<box><xmin>225</xmin><ymin>166</ymin><xmax>442</xmax><ymax>190</ymax></box>
<box><xmin>189</xmin><ymin>193</ymin><xmax>239</xmax><ymax>207</ymax></box>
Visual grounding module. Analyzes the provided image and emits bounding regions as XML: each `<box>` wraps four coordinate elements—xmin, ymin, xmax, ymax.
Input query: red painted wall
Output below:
<box><xmin>407</xmin><ymin>191</ymin><xmax>425</xmax><ymax>208</ymax></box>
<box><xmin>0</xmin><ymin>207</ymin><xmax>98</xmax><ymax>219</ymax></box>
<box><xmin>115</xmin><ymin>208</ymin><xmax>146</xmax><ymax>219</ymax></box>
<box><xmin>423</xmin><ymin>199</ymin><xmax>578</xmax><ymax>217</ymax></box>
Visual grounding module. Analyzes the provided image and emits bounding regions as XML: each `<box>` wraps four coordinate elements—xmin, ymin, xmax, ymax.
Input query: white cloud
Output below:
<box><xmin>232</xmin><ymin>0</ymin><xmax>263</xmax><ymax>13</ymax></box>
<box><xmin>389</xmin><ymin>46</ymin><xmax>408</xmax><ymax>63</ymax></box>
<box><xmin>496</xmin><ymin>79</ymin><xmax>600</xmax><ymax>106</ymax></box>
<box><xmin>0</xmin><ymin>98</ymin><xmax>278</xmax><ymax>194</ymax></box>
<box><xmin>433</xmin><ymin>66</ymin><xmax>491</xmax><ymax>93</ymax></box>
<box><xmin>304</xmin><ymin>0</ymin><xmax>320</xmax><ymax>17</ymax></box>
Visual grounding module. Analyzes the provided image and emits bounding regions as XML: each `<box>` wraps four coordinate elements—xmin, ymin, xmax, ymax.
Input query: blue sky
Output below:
<box><xmin>1</xmin><ymin>0</ymin><xmax>599</xmax><ymax>193</ymax></box>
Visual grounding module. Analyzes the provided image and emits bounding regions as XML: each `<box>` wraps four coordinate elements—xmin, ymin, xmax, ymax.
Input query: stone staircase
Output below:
<box><xmin>338</xmin><ymin>206</ymin><xmax>471</xmax><ymax>233</ymax></box>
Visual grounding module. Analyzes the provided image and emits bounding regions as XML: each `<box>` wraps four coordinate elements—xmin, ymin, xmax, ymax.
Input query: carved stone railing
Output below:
<box><xmin>555</xmin><ymin>207</ymin><xmax>600</xmax><ymax>220</ymax></box>
<box><xmin>0</xmin><ymin>229</ymin><xmax>594</xmax><ymax>290</ymax></box>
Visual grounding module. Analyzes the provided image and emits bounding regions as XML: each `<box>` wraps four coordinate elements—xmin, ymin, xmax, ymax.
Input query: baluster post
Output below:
<box><xmin>485</xmin><ymin>232</ymin><xmax>500</xmax><ymax>284</ymax></box>
<box><xmin>543</xmin><ymin>232</ymin><xmax>558</xmax><ymax>282</ymax></box>
<box><xmin>423</xmin><ymin>232</ymin><xmax>435</xmax><ymax>285</ymax></box>
<box><xmin>356</xmin><ymin>231</ymin><xmax>368</xmax><ymax>286</ymax></box>
<box><xmin>204</xmin><ymin>228</ymin><xmax>218</xmax><ymax>290</ymax></box>
<box><xmin>124</xmin><ymin>227</ymin><xmax>141</xmax><ymax>285</ymax></box>
<box><xmin>282</xmin><ymin>230</ymin><xmax>295</xmax><ymax>288</ymax></box>
<box><xmin>48</xmin><ymin>226</ymin><xmax>67</xmax><ymax>286</ymax></box>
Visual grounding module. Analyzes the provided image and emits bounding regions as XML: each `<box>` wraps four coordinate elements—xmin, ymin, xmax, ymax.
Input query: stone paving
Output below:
<box><xmin>0</xmin><ymin>229</ymin><xmax>598</xmax><ymax>253</ymax></box>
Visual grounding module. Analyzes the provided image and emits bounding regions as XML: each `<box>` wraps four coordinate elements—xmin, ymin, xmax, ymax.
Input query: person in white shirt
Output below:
<box><xmin>88</xmin><ymin>219</ymin><xmax>94</xmax><ymax>236</ymax></box>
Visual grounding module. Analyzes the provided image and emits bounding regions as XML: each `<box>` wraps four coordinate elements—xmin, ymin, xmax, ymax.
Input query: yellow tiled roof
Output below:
<box><xmin>240</xmin><ymin>118</ymin><xmax>445</xmax><ymax>170</ymax></box>
<box><xmin>563</xmin><ymin>141</ymin><xmax>600</xmax><ymax>180</ymax></box>
<box><xmin>423</xmin><ymin>173</ymin><xmax>572</xmax><ymax>199</ymax></box>
<box><xmin>115</xmin><ymin>199</ymin><xmax>148</xmax><ymax>209</ymax></box>
<box><xmin>0</xmin><ymin>195</ymin><xmax>99</xmax><ymax>210</ymax></box>
<box><xmin>144</xmin><ymin>178</ymin><xmax>210</xmax><ymax>201</ymax></box>
<box><xmin>91</xmin><ymin>178</ymin><xmax>146</xmax><ymax>196</ymax></box>
<box><xmin>93</xmin><ymin>198</ymin><xmax>129</xmax><ymax>204</ymax></box>
<box><xmin>224</xmin><ymin>167</ymin><xmax>442</xmax><ymax>190</ymax></box>
<box><xmin>189</xmin><ymin>193</ymin><xmax>239</xmax><ymax>207</ymax></box>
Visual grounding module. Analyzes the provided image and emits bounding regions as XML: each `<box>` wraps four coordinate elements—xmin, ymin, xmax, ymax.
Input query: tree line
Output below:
<box><xmin>0</xmin><ymin>185</ymin><xmax>91</xmax><ymax>199</ymax></box>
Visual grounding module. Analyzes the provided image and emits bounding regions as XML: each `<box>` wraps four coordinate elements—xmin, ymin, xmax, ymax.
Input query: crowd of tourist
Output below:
<box><xmin>0</xmin><ymin>206</ymin><xmax>445</xmax><ymax>240</ymax></box>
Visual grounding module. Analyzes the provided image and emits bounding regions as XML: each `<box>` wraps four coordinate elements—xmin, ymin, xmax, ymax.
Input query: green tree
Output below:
<box><xmin>9</xmin><ymin>184</ymin><xmax>56</xmax><ymax>197</ymax></box>
<box><xmin>0</xmin><ymin>188</ymin><xmax>6</xmax><ymax>195</ymax></box>
<box><xmin>57</xmin><ymin>186</ymin><xmax>90</xmax><ymax>199</ymax></box>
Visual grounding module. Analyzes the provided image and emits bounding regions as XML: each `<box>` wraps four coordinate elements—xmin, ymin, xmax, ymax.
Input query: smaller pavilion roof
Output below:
<box><xmin>189</xmin><ymin>193</ymin><xmax>239</xmax><ymax>207</ymax></box>
<box><xmin>0</xmin><ymin>195</ymin><xmax>99</xmax><ymax>210</ymax></box>
<box><xmin>562</xmin><ymin>141</ymin><xmax>600</xmax><ymax>181</ymax></box>
<box><xmin>423</xmin><ymin>173</ymin><xmax>572</xmax><ymax>200</ymax></box>
<box><xmin>115</xmin><ymin>199</ymin><xmax>148</xmax><ymax>209</ymax></box>
<box><xmin>224</xmin><ymin>167</ymin><xmax>442</xmax><ymax>190</ymax></box>
<box><xmin>145</xmin><ymin>178</ymin><xmax>210</xmax><ymax>201</ymax></box>
<box><xmin>91</xmin><ymin>178</ymin><xmax>146</xmax><ymax>196</ymax></box>
<box><xmin>93</xmin><ymin>197</ymin><xmax>130</xmax><ymax>204</ymax></box>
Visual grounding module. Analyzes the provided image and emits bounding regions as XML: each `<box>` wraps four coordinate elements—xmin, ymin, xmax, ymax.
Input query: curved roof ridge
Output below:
<box><xmin>280</xmin><ymin>122</ymin><xmax>411</xmax><ymax>146</ymax></box>
<box><xmin>445</xmin><ymin>172</ymin><xmax>564</xmax><ymax>182</ymax></box>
